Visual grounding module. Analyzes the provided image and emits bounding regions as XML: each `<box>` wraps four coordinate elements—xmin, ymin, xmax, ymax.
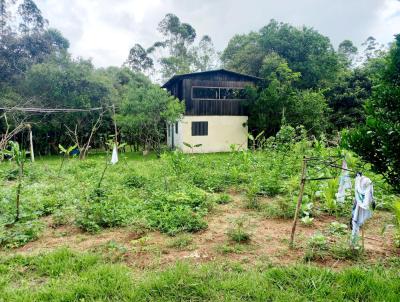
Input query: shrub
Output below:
<box><xmin>303</xmin><ymin>233</ymin><xmax>328</xmax><ymax>261</ymax></box>
<box><xmin>192</xmin><ymin>172</ymin><xmax>226</xmax><ymax>193</ymax></box>
<box><xmin>263</xmin><ymin>196</ymin><xmax>295</xmax><ymax>219</ymax></box>
<box><xmin>139</xmin><ymin>188</ymin><xmax>210</xmax><ymax>236</ymax></box>
<box><xmin>0</xmin><ymin>220</ymin><xmax>43</xmax><ymax>248</ymax></box>
<box><xmin>124</xmin><ymin>174</ymin><xmax>146</xmax><ymax>188</ymax></box>
<box><xmin>76</xmin><ymin>193</ymin><xmax>137</xmax><ymax>233</ymax></box>
<box><xmin>52</xmin><ymin>206</ymin><xmax>75</xmax><ymax>227</ymax></box>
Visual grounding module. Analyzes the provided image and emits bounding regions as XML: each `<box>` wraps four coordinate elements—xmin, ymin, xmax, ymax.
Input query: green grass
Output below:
<box><xmin>1</xmin><ymin>248</ymin><xmax>400</xmax><ymax>301</ymax></box>
<box><xmin>1</xmin><ymin>139</ymin><xmax>400</xmax><ymax>300</ymax></box>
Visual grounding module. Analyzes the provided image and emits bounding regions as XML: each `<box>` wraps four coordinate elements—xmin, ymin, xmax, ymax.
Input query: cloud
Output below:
<box><xmin>36</xmin><ymin>0</ymin><xmax>400</xmax><ymax>67</ymax></box>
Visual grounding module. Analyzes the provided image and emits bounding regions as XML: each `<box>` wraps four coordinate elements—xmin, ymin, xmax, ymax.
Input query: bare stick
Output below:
<box><xmin>28</xmin><ymin>124</ymin><xmax>34</xmax><ymax>162</ymax></box>
<box><xmin>290</xmin><ymin>157</ymin><xmax>307</xmax><ymax>248</ymax></box>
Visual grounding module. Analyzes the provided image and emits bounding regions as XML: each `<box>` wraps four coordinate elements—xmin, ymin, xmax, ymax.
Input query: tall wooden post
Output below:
<box><xmin>112</xmin><ymin>104</ymin><xmax>118</xmax><ymax>144</ymax></box>
<box><xmin>290</xmin><ymin>157</ymin><xmax>307</xmax><ymax>248</ymax></box>
<box><xmin>28</xmin><ymin>124</ymin><xmax>34</xmax><ymax>162</ymax></box>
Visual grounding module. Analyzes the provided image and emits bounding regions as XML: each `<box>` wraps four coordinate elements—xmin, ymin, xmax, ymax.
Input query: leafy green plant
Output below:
<box><xmin>214</xmin><ymin>193</ymin><xmax>233</xmax><ymax>205</ymax></box>
<box><xmin>0</xmin><ymin>220</ymin><xmax>43</xmax><ymax>248</ymax></box>
<box><xmin>303</xmin><ymin>233</ymin><xmax>328</xmax><ymax>261</ymax></box>
<box><xmin>322</xmin><ymin>178</ymin><xmax>339</xmax><ymax>215</ymax></box>
<box><xmin>58</xmin><ymin>144</ymin><xmax>77</xmax><ymax>176</ymax></box>
<box><xmin>167</xmin><ymin>234</ymin><xmax>194</xmax><ymax>250</ymax></box>
<box><xmin>183</xmin><ymin>142</ymin><xmax>202</xmax><ymax>153</ymax></box>
<box><xmin>263</xmin><ymin>196</ymin><xmax>296</xmax><ymax>219</ymax></box>
<box><xmin>245</xmin><ymin>184</ymin><xmax>260</xmax><ymax>209</ymax></box>
<box><xmin>327</xmin><ymin>221</ymin><xmax>348</xmax><ymax>235</ymax></box>
<box><xmin>227</xmin><ymin>217</ymin><xmax>251</xmax><ymax>243</ymax></box>
<box><xmin>1</xmin><ymin>141</ymin><xmax>26</xmax><ymax>222</ymax></box>
<box><xmin>300</xmin><ymin>216</ymin><xmax>314</xmax><ymax>226</ymax></box>
<box><xmin>392</xmin><ymin>200</ymin><xmax>400</xmax><ymax>247</ymax></box>
<box><xmin>124</xmin><ymin>174</ymin><xmax>146</xmax><ymax>189</ymax></box>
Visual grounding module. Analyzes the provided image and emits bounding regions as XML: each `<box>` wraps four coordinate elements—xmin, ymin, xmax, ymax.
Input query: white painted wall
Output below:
<box><xmin>175</xmin><ymin>116</ymin><xmax>248</xmax><ymax>153</ymax></box>
<box><xmin>166</xmin><ymin>121</ymin><xmax>183</xmax><ymax>149</ymax></box>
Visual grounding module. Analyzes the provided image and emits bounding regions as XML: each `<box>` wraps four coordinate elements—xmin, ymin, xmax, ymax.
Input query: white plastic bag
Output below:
<box><xmin>111</xmin><ymin>144</ymin><xmax>118</xmax><ymax>165</ymax></box>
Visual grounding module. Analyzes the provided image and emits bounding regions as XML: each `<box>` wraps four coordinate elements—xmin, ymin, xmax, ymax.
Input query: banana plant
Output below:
<box><xmin>248</xmin><ymin>130</ymin><xmax>265</xmax><ymax>150</ymax></box>
<box><xmin>1</xmin><ymin>141</ymin><xmax>26</xmax><ymax>222</ymax></box>
<box><xmin>183</xmin><ymin>142</ymin><xmax>202</xmax><ymax>154</ymax></box>
<box><xmin>58</xmin><ymin>144</ymin><xmax>78</xmax><ymax>176</ymax></box>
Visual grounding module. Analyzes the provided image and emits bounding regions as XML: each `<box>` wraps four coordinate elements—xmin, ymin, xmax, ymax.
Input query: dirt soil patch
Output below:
<box><xmin>7</xmin><ymin>193</ymin><xmax>398</xmax><ymax>270</ymax></box>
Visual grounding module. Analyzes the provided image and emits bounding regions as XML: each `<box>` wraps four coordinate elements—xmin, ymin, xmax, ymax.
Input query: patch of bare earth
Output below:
<box><xmin>7</xmin><ymin>192</ymin><xmax>398</xmax><ymax>270</ymax></box>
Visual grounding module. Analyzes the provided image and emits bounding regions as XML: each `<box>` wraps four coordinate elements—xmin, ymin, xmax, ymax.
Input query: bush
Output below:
<box><xmin>263</xmin><ymin>196</ymin><xmax>295</xmax><ymax>219</ymax></box>
<box><xmin>303</xmin><ymin>233</ymin><xmax>328</xmax><ymax>261</ymax></box>
<box><xmin>139</xmin><ymin>188</ymin><xmax>210</xmax><ymax>236</ymax></box>
<box><xmin>76</xmin><ymin>192</ymin><xmax>137</xmax><ymax>233</ymax></box>
<box><xmin>192</xmin><ymin>172</ymin><xmax>226</xmax><ymax>193</ymax></box>
<box><xmin>0</xmin><ymin>220</ymin><xmax>43</xmax><ymax>248</ymax></box>
<box><xmin>124</xmin><ymin>174</ymin><xmax>146</xmax><ymax>188</ymax></box>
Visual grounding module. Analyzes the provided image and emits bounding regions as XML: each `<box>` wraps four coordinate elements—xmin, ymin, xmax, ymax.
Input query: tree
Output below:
<box><xmin>117</xmin><ymin>84</ymin><xmax>184</xmax><ymax>156</ymax></box>
<box><xmin>222</xmin><ymin>19</ymin><xmax>340</xmax><ymax>89</ymax></box>
<box><xmin>18</xmin><ymin>0</ymin><xmax>47</xmax><ymax>34</ymax></box>
<box><xmin>345</xmin><ymin>35</ymin><xmax>400</xmax><ymax>192</ymax></box>
<box><xmin>21</xmin><ymin>56</ymin><xmax>114</xmax><ymax>154</ymax></box>
<box><xmin>325</xmin><ymin>69</ymin><xmax>372</xmax><ymax>130</ymax></box>
<box><xmin>287</xmin><ymin>90</ymin><xmax>329</xmax><ymax>135</ymax></box>
<box><xmin>126</xmin><ymin>13</ymin><xmax>219</xmax><ymax>82</ymax></box>
<box><xmin>245</xmin><ymin>53</ymin><xmax>300</xmax><ymax>136</ymax></box>
<box><xmin>192</xmin><ymin>35</ymin><xmax>219</xmax><ymax>71</ymax></box>
<box><xmin>0</xmin><ymin>0</ymin><xmax>69</xmax><ymax>85</ymax></box>
<box><xmin>338</xmin><ymin>40</ymin><xmax>358</xmax><ymax>67</ymax></box>
<box><xmin>126</xmin><ymin>43</ymin><xmax>154</xmax><ymax>73</ymax></box>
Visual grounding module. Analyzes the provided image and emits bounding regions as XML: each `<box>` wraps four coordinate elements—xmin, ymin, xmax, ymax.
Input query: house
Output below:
<box><xmin>162</xmin><ymin>69</ymin><xmax>261</xmax><ymax>153</ymax></box>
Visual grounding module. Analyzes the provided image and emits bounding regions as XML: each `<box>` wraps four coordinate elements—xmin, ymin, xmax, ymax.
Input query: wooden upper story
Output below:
<box><xmin>162</xmin><ymin>69</ymin><xmax>261</xmax><ymax>116</ymax></box>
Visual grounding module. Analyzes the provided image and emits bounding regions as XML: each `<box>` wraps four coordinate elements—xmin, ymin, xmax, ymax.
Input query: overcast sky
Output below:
<box><xmin>35</xmin><ymin>0</ymin><xmax>400</xmax><ymax>67</ymax></box>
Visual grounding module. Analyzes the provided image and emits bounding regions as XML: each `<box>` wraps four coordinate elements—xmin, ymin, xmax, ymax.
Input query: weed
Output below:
<box><xmin>300</xmin><ymin>216</ymin><xmax>314</xmax><ymax>226</ymax></box>
<box><xmin>52</xmin><ymin>206</ymin><xmax>75</xmax><ymax>227</ymax></box>
<box><xmin>303</xmin><ymin>233</ymin><xmax>328</xmax><ymax>261</ymax></box>
<box><xmin>227</xmin><ymin>217</ymin><xmax>251</xmax><ymax>243</ymax></box>
<box><xmin>327</xmin><ymin>221</ymin><xmax>349</xmax><ymax>235</ymax></box>
<box><xmin>245</xmin><ymin>184</ymin><xmax>260</xmax><ymax>210</ymax></box>
<box><xmin>263</xmin><ymin>196</ymin><xmax>295</xmax><ymax>219</ymax></box>
<box><xmin>215</xmin><ymin>243</ymin><xmax>247</xmax><ymax>254</ymax></box>
<box><xmin>124</xmin><ymin>174</ymin><xmax>146</xmax><ymax>188</ymax></box>
<box><xmin>167</xmin><ymin>234</ymin><xmax>193</xmax><ymax>250</ymax></box>
<box><xmin>214</xmin><ymin>193</ymin><xmax>233</xmax><ymax>205</ymax></box>
<box><xmin>0</xmin><ymin>220</ymin><xmax>43</xmax><ymax>248</ymax></box>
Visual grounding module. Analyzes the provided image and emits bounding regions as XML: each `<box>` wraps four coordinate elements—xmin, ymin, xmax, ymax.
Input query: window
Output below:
<box><xmin>192</xmin><ymin>87</ymin><xmax>219</xmax><ymax>99</ymax></box>
<box><xmin>220</xmin><ymin>88</ymin><xmax>246</xmax><ymax>99</ymax></box>
<box><xmin>175</xmin><ymin>122</ymin><xmax>178</xmax><ymax>134</ymax></box>
<box><xmin>192</xmin><ymin>87</ymin><xmax>246</xmax><ymax>100</ymax></box>
<box><xmin>192</xmin><ymin>121</ymin><xmax>208</xmax><ymax>136</ymax></box>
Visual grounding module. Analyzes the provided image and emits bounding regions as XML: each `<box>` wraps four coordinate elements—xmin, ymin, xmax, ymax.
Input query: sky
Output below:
<box><xmin>35</xmin><ymin>0</ymin><xmax>400</xmax><ymax>68</ymax></box>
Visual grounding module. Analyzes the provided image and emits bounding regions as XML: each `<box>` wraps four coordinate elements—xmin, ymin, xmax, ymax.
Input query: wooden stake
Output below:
<box><xmin>361</xmin><ymin>226</ymin><xmax>365</xmax><ymax>250</ymax></box>
<box><xmin>28</xmin><ymin>124</ymin><xmax>34</xmax><ymax>162</ymax></box>
<box><xmin>112</xmin><ymin>104</ymin><xmax>118</xmax><ymax>144</ymax></box>
<box><xmin>290</xmin><ymin>157</ymin><xmax>307</xmax><ymax>248</ymax></box>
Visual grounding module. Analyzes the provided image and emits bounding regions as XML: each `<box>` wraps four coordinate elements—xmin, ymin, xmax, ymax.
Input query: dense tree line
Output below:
<box><xmin>0</xmin><ymin>1</ymin><xmax>398</xmax><ymax>188</ymax></box>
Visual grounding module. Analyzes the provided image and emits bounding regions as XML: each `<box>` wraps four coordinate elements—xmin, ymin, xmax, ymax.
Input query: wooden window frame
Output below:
<box><xmin>191</xmin><ymin>121</ymin><xmax>208</xmax><ymax>136</ymax></box>
<box><xmin>191</xmin><ymin>86</ymin><xmax>245</xmax><ymax>101</ymax></box>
